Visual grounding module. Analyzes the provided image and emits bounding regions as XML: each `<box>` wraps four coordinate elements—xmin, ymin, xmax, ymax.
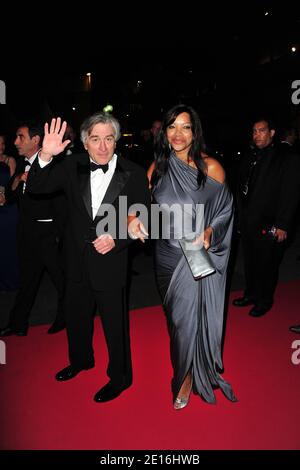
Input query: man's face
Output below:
<box><xmin>14</xmin><ymin>127</ymin><xmax>40</xmax><ymax>157</ymax></box>
<box><xmin>252</xmin><ymin>121</ymin><xmax>275</xmax><ymax>149</ymax></box>
<box><xmin>84</xmin><ymin>123</ymin><xmax>116</xmax><ymax>164</ymax></box>
<box><xmin>151</xmin><ymin>120</ymin><xmax>162</xmax><ymax>138</ymax></box>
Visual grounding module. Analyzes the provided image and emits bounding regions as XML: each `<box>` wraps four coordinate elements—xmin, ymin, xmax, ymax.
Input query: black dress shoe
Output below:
<box><xmin>47</xmin><ymin>320</ymin><xmax>66</xmax><ymax>334</ymax></box>
<box><xmin>0</xmin><ymin>326</ymin><xmax>28</xmax><ymax>337</ymax></box>
<box><xmin>249</xmin><ymin>306</ymin><xmax>270</xmax><ymax>317</ymax></box>
<box><xmin>55</xmin><ymin>365</ymin><xmax>94</xmax><ymax>381</ymax></box>
<box><xmin>289</xmin><ymin>325</ymin><xmax>300</xmax><ymax>334</ymax></box>
<box><xmin>93</xmin><ymin>382</ymin><xmax>129</xmax><ymax>403</ymax></box>
<box><xmin>232</xmin><ymin>296</ymin><xmax>254</xmax><ymax>307</ymax></box>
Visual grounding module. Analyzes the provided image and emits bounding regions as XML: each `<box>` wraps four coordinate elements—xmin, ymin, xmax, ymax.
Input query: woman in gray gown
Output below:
<box><xmin>145</xmin><ymin>105</ymin><xmax>237</xmax><ymax>409</ymax></box>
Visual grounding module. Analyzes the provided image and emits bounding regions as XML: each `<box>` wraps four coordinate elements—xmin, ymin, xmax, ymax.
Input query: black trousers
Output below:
<box><xmin>64</xmin><ymin>272</ymin><xmax>132</xmax><ymax>389</ymax></box>
<box><xmin>242</xmin><ymin>232</ymin><xmax>285</xmax><ymax>309</ymax></box>
<box><xmin>10</xmin><ymin>221</ymin><xmax>64</xmax><ymax>329</ymax></box>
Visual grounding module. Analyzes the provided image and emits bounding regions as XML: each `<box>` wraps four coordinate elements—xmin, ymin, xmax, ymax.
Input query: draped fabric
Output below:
<box><xmin>153</xmin><ymin>153</ymin><xmax>237</xmax><ymax>403</ymax></box>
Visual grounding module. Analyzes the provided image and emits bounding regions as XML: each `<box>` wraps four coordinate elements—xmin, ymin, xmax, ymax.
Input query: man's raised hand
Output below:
<box><xmin>40</xmin><ymin>118</ymin><xmax>71</xmax><ymax>161</ymax></box>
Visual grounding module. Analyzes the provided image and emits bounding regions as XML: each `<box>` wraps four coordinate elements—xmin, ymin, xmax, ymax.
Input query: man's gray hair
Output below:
<box><xmin>80</xmin><ymin>112</ymin><xmax>121</xmax><ymax>144</ymax></box>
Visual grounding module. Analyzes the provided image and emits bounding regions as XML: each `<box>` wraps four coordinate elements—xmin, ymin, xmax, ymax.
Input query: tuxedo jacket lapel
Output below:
<box><xmin>77</xmin><ymin>158</ymin><xmax>93</xmax><ymax>219</ymax></box>
<box><xmin>98</xmin><ymin>160</ymin><xmax>130</xmax><ymax>209</ymax></box>
<box><xmin>76</xmin><ymin>156</ymin><xmax>130</xmax><ymax>220</ymax></box>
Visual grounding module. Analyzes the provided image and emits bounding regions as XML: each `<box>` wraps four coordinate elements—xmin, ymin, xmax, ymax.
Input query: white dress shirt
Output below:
<box><xmin>90</xmin><ymin>154</ymin><xmax>117</xmax><ymax>219</ymax></box>
<box><xmin>38</xmin><ymin>153</ymin><xmax>118</xmax><ymax>220</ymax></box>
<box><xmin>23</xmin><ymin>152</ymin><xmax>38</xmax><ymax>193</ymax></box>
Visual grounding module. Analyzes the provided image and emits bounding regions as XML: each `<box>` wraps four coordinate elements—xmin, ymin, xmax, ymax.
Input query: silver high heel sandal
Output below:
<box><xmin>173</xmin><ymin>395</ymin><xmax>190</xmax><ymax>410</ymax></box>
<box><xmin>173</xmin><ymin>377</ymin><xmax>193</xmax><ymax>410</ymax></box>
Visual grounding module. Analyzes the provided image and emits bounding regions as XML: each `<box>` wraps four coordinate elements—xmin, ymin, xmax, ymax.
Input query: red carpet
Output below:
<box><xmin>1</xmin><ymin>280</ymin><xmax>300</xmax><ymax>450</ymax></box>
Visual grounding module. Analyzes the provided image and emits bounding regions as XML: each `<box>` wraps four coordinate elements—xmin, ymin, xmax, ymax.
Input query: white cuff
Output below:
<box><xmin>38</xmin><ymin>157</ymin><xmax>53</xmax><ymax>168</ymax></box>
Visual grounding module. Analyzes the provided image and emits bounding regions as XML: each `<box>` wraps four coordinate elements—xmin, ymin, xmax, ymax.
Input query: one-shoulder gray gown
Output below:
<box><xmin>153</xmin><ymin>153</ymin><xmax>237</xmax><ymax>403</ymax></box>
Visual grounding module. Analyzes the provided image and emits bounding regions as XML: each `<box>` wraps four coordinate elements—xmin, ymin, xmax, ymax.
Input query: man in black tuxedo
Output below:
<box><xmin>27</xmin><ymin>113</ymin><xmax>150</xmax><ymax>402</ymax></box>
<box><xmin>233</xmin><ymin>117</ymin><xmax>300</xmax><ymax>317</ymax></box>
<box><xmin>279</xmin><ymin>126</ymin><xmax>298</xmax><ymax>150</ymax></box>
<box><xmin>0</xmin><ymin>120</ymin><xmax>65</xmax><ymax>336</ymax></box>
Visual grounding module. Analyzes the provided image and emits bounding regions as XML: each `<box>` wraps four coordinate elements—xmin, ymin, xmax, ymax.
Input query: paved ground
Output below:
<box><xmin>1</xmin><ymin>228</ymin><xmax>300</xmax><ymax>327</ymax></box>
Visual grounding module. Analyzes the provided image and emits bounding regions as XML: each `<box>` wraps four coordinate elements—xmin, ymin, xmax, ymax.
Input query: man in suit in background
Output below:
<box><xmin>61</xmin><ymin>124</ymin><xmax>83</xmax><ymax>156</ymax></box>
<box><xmin>233</xmin><ymin>117</ymin><xmax>300</xmax><ymax>317</ymax></box>
<box><xmin>138</xmin><ymin>118</ymin><xmax>162</xmax><ymax>170</ymax></box>
<box><xmin>279</xmin><ymin>126</ymin><xmax>298</xmax><ymax>150</ymax></box>
<box><xmin>27</xmin><ymin>112</ymin><xmax>150</xmax><ymax>403</ymax></box>
<box><xmin>0</xmin><ymin>120</ymin><xmax>65</xmax><ymax>337</ymax></box>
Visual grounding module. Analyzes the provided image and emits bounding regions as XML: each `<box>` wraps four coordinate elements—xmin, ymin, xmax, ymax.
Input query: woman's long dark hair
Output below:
<box><xmin>152</xmin><ymin>104</ymin><xmax>207</xmax><ymax>187</ymax></box>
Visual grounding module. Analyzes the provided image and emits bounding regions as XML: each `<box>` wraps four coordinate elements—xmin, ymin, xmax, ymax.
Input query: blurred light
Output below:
<box><xmin>72</xmin><ymin>107</ymin><xmax>76</xmax><ymax>111</ymax></box>
<box><xmin>237</xmin><ymin>151</ymin><xmax>241</xmax><ymax>155</ymax></box>
<box><xmin>103</xmin><ymin>104</ymin><xmax>113</xmax><ymax>113</ymax></box>
<box><xmin>291</xmin><ymin>47</ymin><xmax>296</xmax><ymax>53</ymax></box>
<box><xmin>264</xmin><ymin>11</ymin><xmax>269</xmax><ymax>16</ymax></box>
<box><xmin>137</xmin><ymin>80</ymin><xmax>142</xmax><ymax>84</ymax></box>
<box><xmin>126</xmin><ymin>114</ymin><xmax>129</xmax><ymax>117</ymax></box>
<box><xmin>86</xmin><ymin>73</ymin><xmax>92</xmax><ymax>91</ymax></box>
<box><xmin>123</xmin><ymin>134</ymin><xmax>133</xmax><ymax>137</ymax></box>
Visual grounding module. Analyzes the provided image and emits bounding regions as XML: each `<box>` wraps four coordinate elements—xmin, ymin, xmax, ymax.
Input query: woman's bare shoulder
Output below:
<box><xmin>202</xmin><ymin>155</ymin><xmax>225</xmax><ymax>183</ymax></box>
<box><xmin>7</xmin><ymin>155</ymin><xmax>17</xmax><ymax>175</ymax></box>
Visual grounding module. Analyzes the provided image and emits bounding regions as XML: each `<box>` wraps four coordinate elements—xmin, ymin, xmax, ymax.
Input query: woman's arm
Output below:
<box><xmin>146</xmin><ymin>161</ymin><xmax>155</xmax><ymax>188</ymax></box>
<box><xmin>200</xmin><ymin>157</ymin><xmax>226</xmax><ymax>248</ymax></box>
<box><xmin>204</xmin><ymin>157</ymin><xmax>225</xmax><ymax>184</ymax></box>
<box><xmin>7</xmin><ymin>156</ymin><xmax>16</xmax><ymax>177</ymax></box>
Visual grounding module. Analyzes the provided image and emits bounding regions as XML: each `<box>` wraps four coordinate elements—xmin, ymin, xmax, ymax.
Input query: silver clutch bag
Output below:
<box><xmin>178</xmin><ymin>236</ymin><xmax>216</xmax><ymax>280</ymax></box>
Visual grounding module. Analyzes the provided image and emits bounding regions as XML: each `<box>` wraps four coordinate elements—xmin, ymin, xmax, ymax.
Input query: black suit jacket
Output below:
<box><xmin>27</xmin><ymin>153</ymin><xmax>150</xmax><ymax>289</ymax></box>
<box><xmin>237</xmin><ymin>143</ymin><xmax>300</xmax><ymax>237</ymax></box>
<box><xmin>6</xmin><ymin>157</ymin><xmax>65</xmax><ymax>237</ymax></box>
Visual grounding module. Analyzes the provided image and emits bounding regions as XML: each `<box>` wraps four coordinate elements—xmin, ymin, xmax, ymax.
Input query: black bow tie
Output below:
<box><xmin>90</xmin><ymin>161</ymin><xmax>109</xmax><ymax>173</ymax></box>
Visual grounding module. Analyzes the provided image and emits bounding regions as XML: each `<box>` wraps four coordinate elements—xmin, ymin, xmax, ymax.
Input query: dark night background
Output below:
<box><xmin>1</xmin><ymin>4</ymin><xmax>300</xmax><ymax>459</ymax></box>
<box><xmin>1</xmin><ymin>1</ymin><xmax>300</xmax><ymax>164</ymax></box>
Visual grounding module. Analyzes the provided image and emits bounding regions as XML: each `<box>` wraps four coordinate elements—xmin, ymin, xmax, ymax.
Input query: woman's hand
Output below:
<box><xmin>275</xmin><ymin>228</ymin><xmax>287</xmax><ymax>242</ymax></box>
<box><xmin>128</xmin><ymin>215</ymin><xmax>149</xmax><ymax>243</ymax></box>
<box><xmin>20</xmin><ymin>172</ymin><xmax>29</xmax><ymax>182</ymax></box>
<box><xmin>193</xmin><ymin>226</ymin><xmax>213</xmax><ymax>250</ymax></box>
<box><xmin>203</xmin><ymin>226</ymin><xmax>213</xmax><ymax>249</ymax></box>
<box><xmin>0</xmin><ymin>192</ymin><xmax>5</xmax><ymax>205</ymax></box>
<box><xmin>11</xmin><ymin>173</ymin><xmax>26</xmax><ymax>191</ymax></box>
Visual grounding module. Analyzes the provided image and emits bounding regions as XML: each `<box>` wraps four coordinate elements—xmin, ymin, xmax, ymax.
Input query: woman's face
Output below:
<box><xmin>166</xmin><ymin>112</ymin><xmax>193</xmax><ymax>156</ymax></box>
